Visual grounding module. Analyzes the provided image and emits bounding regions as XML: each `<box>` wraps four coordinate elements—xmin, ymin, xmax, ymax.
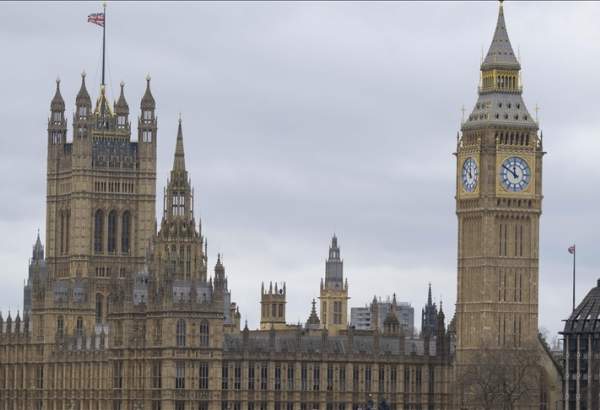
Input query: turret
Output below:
<box><xmin>138</xmin><ymin>75</ymin><xmax>157</xmax><ymax>173</ymax></box>
<box><xmin>260</xmin><ymin>281</ymin><xmax>286</xmax><ymax>330</ymax></box>
<box><xmin>319</xmin><ymin>234</ymin><xmax>349</xmax><ymax>335</ymax></box>
<box><xmin>75</xmin><ymin>72</ymin><xmax>92</xmax><ymax>121</ymax></box>
<box><xmin>383</xmin><ymin>294</ymin><xmax>400</xmax><ymax>336</ymax></box>
<box><xmin>214</xmin><ymin>254</ymin><xmax>226</xmax><ymax>290</ymax></box>
<box><xmin>114</xmin><ymin>81</ymin><xmax>129</xmax><ymax>129</ymax></box>
<box><xmin>48</xmin><ymin>78</ymin><xmax>67</xmax><ymax>152</ymax></box>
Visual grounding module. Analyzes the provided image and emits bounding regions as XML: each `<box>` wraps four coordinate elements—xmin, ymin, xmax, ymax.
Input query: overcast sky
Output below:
<box><xmin>0</xmin><ymin>1</ymin><xmax>599</xmax><ymax>339</ymax></box>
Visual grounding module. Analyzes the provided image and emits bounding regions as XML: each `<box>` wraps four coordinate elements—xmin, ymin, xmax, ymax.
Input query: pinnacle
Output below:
<box><xmin>76</xmin><ymin>71</ymin><xmax>91</xmax><ymax>105</ymax></box>
<box><xmin>115</xmin><ymin>81</ymin><xmax>129</xmax><ymax>113</ymax></box>
<box><xmin>172</xmin><ymin>117</ymin><xmax>187</xmax><ymax>172</ymax></box>
<box><xmin>51</xmin><ymin>77</ymin><xmax>65</xmax><ymax>111</ymax></box>
<box><xmin>141</xmin><ymin>75</ymin><xmax>155</xmax><ymax>109</ymax></box>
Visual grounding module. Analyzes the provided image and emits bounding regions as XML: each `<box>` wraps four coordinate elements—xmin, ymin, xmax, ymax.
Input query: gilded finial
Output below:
<box><xmin>81</xmin><ymin>70</ymin><xmax>87</xmax><ymax>78</ymax></box>
<box><xmin>56</xmin><ymin>76</ymin><xmax>60</xmax><ymax>84</ymax></box>
<box><xmin>178</xmin><ymin>112</ymin><xmax>182</xmax><ymax>123</ymax></box>
<box><xmin>146</xmin><ymin>74</ymin><xmax>151</xmax><ymax>82</ymax></box>
<box><xmin>120</xmin><ymin>81</ymin><xmax>125</xmax><ymax>88</ymax></box>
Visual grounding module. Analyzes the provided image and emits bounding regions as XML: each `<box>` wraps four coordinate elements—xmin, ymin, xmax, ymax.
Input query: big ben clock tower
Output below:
<box><xmin>455</xmin><ymin>2</ymin><xmax>543</xmax><ymax>353</ymax></box>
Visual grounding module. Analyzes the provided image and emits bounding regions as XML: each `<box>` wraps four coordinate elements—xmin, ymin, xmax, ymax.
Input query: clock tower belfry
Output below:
<box><xmin>455</xmin><ymin>2</ymin><xmax>543</xmax><ymax>352</ymax></box>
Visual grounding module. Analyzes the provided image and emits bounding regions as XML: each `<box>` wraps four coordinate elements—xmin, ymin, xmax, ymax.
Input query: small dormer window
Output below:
<box><xmin>78</xmin><ymin>106</ymin><xmax>88</xmax><ymax>117</ymax></box>
<box><xmin>117</xmin><ymin>115</ymin><xmax>126</xmax><ymax>127</ymax></box>
<box><xmin>143</xmin><ymin>110</ymin><xmax>152</xmax><ymax>121</ymax></box>
<box><xmin>52</xmin><ymin>112</ymin><xmax>62</xmax><ymax>123</ymax></box>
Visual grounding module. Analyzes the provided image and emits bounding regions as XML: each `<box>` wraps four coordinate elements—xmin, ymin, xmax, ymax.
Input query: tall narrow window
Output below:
<box><xmin>65</xmin><ymin>211</ymin><xmax>70</xmax><ymax>253</ymax></box>
<box><xmin>222</xmin><ymin>363</ymin><xmax>229</xmax><ymax>390</ymax></box>
<box><xmin>113</xmin><ymin>361</ymin><xmax>123</xmax><ymax>389</ymax></box>
<box><xmin>121</xmin><ymin>211</ymin><xmax>130</xmax><ymax>254</ymax></box>
<box><xmin>60</xmin><ymin>213</ymin><xmax>64</xmax><ymax>254</ymax></box>
<box><xmin>199</xmin><ymin>320</ymin><xmax>209</xmax><ymax>346</ymax></box>
<box><xmin>94</xmin><ymin>210</ymin><xmax>104</xmax><ymax>253</ymax></box>
<box><xmin>260</xmin><ymin>363</ymin><xmax>268</xmax><ymax>391</ymax></box>
<box><xmin>313</xmin><ymin>365</ymin><xmax>320</xmax><ymax>391</ymax></box>
<box><xmin>36</xmin><ymin>365</ymin><xmax>44</xmax><ymax>389</ymax></box>
<box><xmin>154</xmin><ymin>319</ymin><xmax>162</xmax><ymax>344</ymax></box>
<box><xmin>152</xmin><ymin>361</ymin><xmax>162</xmax><ymax>389</ymax></box>
<box><xmin>301</xmin><ymin>364</ymin><xmax>308</xmax><ymax>391</ymax></box>
<box><xmin>248</xmin><ymin>362</ymin><xmax>255</xmax><ymax>390</ymax></box>
<box><xmin>199</xmin><ymin>362</ymin><xmax>209</xmax><ymax>390</ymax></box>
<box><xmin>107</xmin><ymin>210</ymin><xmax>117</xmax><ymax>253</ymax></box>
<box><xmin>76</xmin><ymin>317</ymin><xmax>84</xmax><ymax>337</ymax></box>
<box><xmin>275</xmin><ymin>364</ymin><xmax>281</xmax><ymax>391</ymax></box>
<box><xmin>287</xmin><ymin>365</ymin><xmax>294</xmax><ymax>391</ymax></box>
<box><xmin>235</xmin><ymin>362</ymin><xmax>242</xmax><ymax>390</ymax></box>
<box><xmin>176</xmin><ymin>319</ymin><xmax>186</xmax><ymax>347</ymax></box>
<box><xmin>175</xmin><ymin>361</ymin><xmax>185</xmax><ymax>389</ymax></box>
<box><xmin>333</xmin><ymin>301</ymin><xmax>342</xmax><ymax>325</ymax></box>
<box><xmin>56</xmin><ymin>315</ymin><xmax>64</xmax><ymax>338</ymax></box>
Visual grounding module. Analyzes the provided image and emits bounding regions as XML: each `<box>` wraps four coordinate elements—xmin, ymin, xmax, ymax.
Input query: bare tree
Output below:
<box><xmin>456</xmin><ymin>342</ymin><xmax>541</xmax><ymax>410</ymax></box>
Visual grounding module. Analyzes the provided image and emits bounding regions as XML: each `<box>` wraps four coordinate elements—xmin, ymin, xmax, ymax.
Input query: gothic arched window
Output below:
<box><xmin>94</xmin><ymin>210</ymin><xmax>104</xmax><ymax>253</ymax></box>
<box><xmin>199</xmin><ymin>320</ymin><xmax>209</xmax><ymax>347</ymax></box>
<box><xmin>95</xmin><ymin>293</ymin><xmax>104</xmax><ymax>324</ymax></box>
<box><xmin>121</xmin><ymin>211</ymin><xmax>131</xmax><ymax>254</ymax></box>
<box><xmin>107</xmin><ymin>210</ymin><xmax>117</xmax><ymax>253</ymax></box>
<box><xmin>76</xmin><ymin>316</ymin><xmax>84</xmax><ymax>337</ymax></box>
<box><xmin>56</xmin><ymin>315</ymin><xmax>64</xmax><ymax>338</ymax></box>
<box><xmin>176</xmin><ymin>319</ymin><xmax>186</xmax><ymax>347</ymax></box>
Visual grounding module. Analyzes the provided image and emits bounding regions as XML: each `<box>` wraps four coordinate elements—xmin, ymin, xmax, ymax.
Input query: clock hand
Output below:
<box><xmin>501</xmin><ymin>164</ymin><xmax>517</xmax><ymax>178</ymax></box>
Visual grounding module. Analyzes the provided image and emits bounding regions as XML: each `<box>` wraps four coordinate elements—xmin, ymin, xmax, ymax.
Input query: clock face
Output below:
<box><xmin>500</xmin><ymin>156</ymin><xmax>531</xmax><ymax>192</ymax></box>
<box><xmin>461</xmin><ymin>157</ymin><xmax>479</xmax><ymax>192</ymax></box>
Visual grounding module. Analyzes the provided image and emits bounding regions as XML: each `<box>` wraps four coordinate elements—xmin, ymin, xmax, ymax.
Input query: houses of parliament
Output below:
<box><xmin>0</xmin><ymin>3</ymin><xmax>565</xmax><ymax>410</ymax></box>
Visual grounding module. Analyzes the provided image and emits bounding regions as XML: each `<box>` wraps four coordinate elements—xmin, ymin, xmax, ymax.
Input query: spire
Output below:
<box><xmin>94</xmin><ymin>84</ymin><xmax>113</xmax><ymax>117</ymax></box>
<box><xmin>51</xmin><ymin>78</ymin><xmax>65</xmax><ymax>111</ymax></box>
<box><xmin>481</xmin><ymin>1</ymin><xmax>520</xmax><ymax>71</ymax></box>
<box><xmin>76</xmin><ymin>71</ymin><xmax>91</xmax><ymax>107</ymax></box>
<box><xmin>215</xmin><ymin>253</ymin><xmax>224</xmax><ymax>274</ymax></box>
<box><xmin>141</xmin><ymin>75</ymin><xmax>155</xmax><ymax>110</ymax></box>
<box><xmin>306</xmin><ymin>298</ymin><xmax>321</xmax><ymax>329</ymax></box>
<box><xmin>172</xmin><ymin>116</ymin><xmax>186</xmax><ymax>172</ymax></box>
<box><xmin>32</xmin><ymin>230</ymin><xmax>44</xmax><ymax>261</ymax></box>
<box><xmin>115</xmin><ymin>81</ymin><xmax>129</xmax><ymax>115</ymax></box>
<box><xmin>427</xmin><ymin>283</ymin><xmax>433</xmax><ymax>306</ymax></box>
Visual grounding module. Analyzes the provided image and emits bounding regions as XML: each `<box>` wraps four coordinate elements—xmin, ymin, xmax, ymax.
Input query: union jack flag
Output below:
<box><xmin>568</xmin><ymin>244</ymin><xmax>576</xmax><ymax>254</ymax></box>
<box><xmin>87</xmin><ymin>12</ymin><xmax>105</xmax><ymax>27</ymax></box>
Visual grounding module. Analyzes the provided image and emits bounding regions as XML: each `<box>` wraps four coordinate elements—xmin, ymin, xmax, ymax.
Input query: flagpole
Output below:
<box><xmin>101</xmin><ymin>2</ymin><xmax>106</xmax><ymax>86</ymax></box>
<box><xmin>572</xmin><ymin>245</ymin><xmax>576</xmax><ymax>311</ymax></box>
